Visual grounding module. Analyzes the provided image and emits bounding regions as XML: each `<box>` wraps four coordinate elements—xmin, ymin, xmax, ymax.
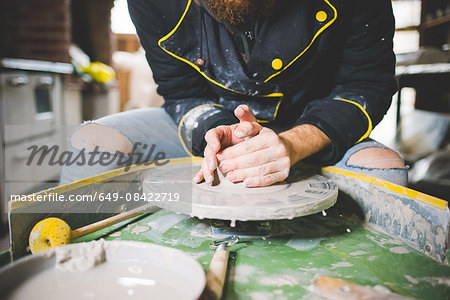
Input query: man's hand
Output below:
<box><xmin>194</xmin><ymin>105</ymin><xmax>331</xmax><ymax>187</ymax></box>
<box><xmin>216</xmin><ymin>123</ymin><xmax>331</xmax><ymax>187</ymax></box>
<box><xmin>193</xmin><ymin>105</ymin><xmax>262</xmax><ymax>184</ymax></box>
<box><xmin>217</xmin><ymin>127</ymin><xmax>293</xmax><ymax>187</ymax></box>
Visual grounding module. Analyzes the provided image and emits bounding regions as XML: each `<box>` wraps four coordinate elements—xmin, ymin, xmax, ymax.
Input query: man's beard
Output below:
<box><xmin>198</xmin><ymin>0</ymin><xmax>275</xmax><ymax>26</ymax></box>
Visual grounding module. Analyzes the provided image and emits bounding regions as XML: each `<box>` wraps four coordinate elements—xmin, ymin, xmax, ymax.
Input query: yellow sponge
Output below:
<box><xmin>29</xmin><ymin>217</ymin><xmax>73</xmax><ymax>254</ymax></box>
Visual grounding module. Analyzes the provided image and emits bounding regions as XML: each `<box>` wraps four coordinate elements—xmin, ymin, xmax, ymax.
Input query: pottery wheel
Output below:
<box><xmin>142</xmin><ymin>160</ymin><xmax>338</xmax><ymax>222</ymax></box>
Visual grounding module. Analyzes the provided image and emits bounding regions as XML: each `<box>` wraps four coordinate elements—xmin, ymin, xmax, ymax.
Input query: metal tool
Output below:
<box><xmin>205</xmin><ymin>236</ymin><xmax>240</xmax><ymax>300</ymax></box>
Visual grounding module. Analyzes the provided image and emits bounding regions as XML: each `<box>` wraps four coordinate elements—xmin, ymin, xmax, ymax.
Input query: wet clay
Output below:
<box><xmin>198</xmin><ymin>169</ymin><xmax>287</xmax><ymax>194</ymax></box>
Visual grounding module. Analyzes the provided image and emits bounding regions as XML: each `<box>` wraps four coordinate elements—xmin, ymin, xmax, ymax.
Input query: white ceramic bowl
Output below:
<box><xmin>0</xmin><ymin>240</ymin><xmax>206</xmax><ymax>300</ymax></box>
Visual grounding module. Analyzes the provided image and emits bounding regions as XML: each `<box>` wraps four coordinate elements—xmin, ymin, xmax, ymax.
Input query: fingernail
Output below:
<box><xmin>219</xmin><ymin>162</ymin><xmax>228</xmax><ymax>172</ymax></box>
<box><xmin>226</xmin><ymin>172</ymin><xmax>236</xmax><ymax>181</ymax></box>
<box><xmin>235</xmin><ymin>107</ymin><xmax>244</xmax><ymax>116</ymax></box>
<box><xmin>193</xmin><ymin>175</ymin><xmax>201</xmax><ymax>183</ymax></box>
<box><xmin>216</xmin><ymin>154</ymin><xmax>224</xmax><ymax>161</ymax></box>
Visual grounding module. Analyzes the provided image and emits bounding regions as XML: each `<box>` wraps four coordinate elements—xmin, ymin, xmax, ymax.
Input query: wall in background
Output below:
<box><xmin>0</xmin><ymin>0</ymin><xmax>72</xmax><ymax>63</ymax></box>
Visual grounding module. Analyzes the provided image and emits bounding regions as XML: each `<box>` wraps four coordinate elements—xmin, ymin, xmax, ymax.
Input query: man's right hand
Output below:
<box><xmin>193</xmin><ymin>105</ymin><xmax>262</xmax><ymax>184</ymax></box>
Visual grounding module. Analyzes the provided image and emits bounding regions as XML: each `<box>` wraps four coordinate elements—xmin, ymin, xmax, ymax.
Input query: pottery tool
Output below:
<box><xmin>143</xmin><ymin>160</ymin><xmax>338</xmax><ymax>224</ymax></box>
<box><xmin>28</xmin><ymin>204</ymin><xmax>159</xmax><ymax>254</ymax></box>
<box><xmin>205</xmin><ymin>236</ymin><xmax>240</xmax><ymax>300</ymax></box>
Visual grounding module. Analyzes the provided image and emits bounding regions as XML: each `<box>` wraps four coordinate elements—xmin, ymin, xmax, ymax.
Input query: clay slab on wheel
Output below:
<box><xmin>143</xmin><ymin>161</ymin><xmax>338</xmax><ymax>222</ymax></box>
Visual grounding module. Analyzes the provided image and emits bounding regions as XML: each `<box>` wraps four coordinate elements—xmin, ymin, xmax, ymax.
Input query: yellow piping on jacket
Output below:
<box><xmin>157</xmin><ymin>0</ymin><xmax>338</xmax><ymax>123</ymax></box>
<box><xmin>157</xmin><ymin>3</ymin><xmax>283</xmax><ymax>100</ymax></box>
<box><xmin>334</xmin><ymin>97</ymin><xmax>373</xmax><ymax>143</ymax></box>
<box><xmin>177</xmin><ymin>103</ymin><xmax>225</xmax><ymax>157</ymax></box>
<box><xmin>264</xmin><ymin>0</ymin><xmax>338</xmax><ymax>82</ymax></box>
<box><xmin>157</xmin><ymin>0</ymin><xmax>283</xmax><ymax>122</ymax></box>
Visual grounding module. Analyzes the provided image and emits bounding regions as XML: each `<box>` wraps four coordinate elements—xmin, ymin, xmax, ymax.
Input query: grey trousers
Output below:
<box><xmin>60</xmin><ymin>108</ymin><xmax>407</xmax><ymax>186</ymax></box>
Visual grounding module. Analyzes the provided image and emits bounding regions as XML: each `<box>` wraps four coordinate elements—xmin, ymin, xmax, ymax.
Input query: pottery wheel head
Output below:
<box><xmin>142</xmin><ymin>160</ymin><xmax>338</xmax><ymax>222</ymax></box>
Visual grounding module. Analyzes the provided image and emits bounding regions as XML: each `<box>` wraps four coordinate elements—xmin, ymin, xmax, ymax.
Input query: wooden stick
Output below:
<box><xmin>205</xmin><ymin>244</ymin><xmax>230</xmax><ymax>300</ymax></box>
<box><xmin>72</xmin><ymin>204</ymin><xmax>160</xmax><ymax>239</ymax></box>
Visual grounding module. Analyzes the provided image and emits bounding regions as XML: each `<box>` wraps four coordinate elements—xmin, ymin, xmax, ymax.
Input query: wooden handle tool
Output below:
<box><xmin>205</xmin><ymin>236</ymin><xmax>239</xmax><ymax>300</ymax></box>
<box><xmin>206</xmin><ymin>243</ymin><xmax>230</xmax><ymax>300</ymax></box>
<box><xmin>29</xmin><ymin>204</ymin><xmax>160</xmax><ymax>253</ymax></box>
<box><xmin>72</xmin><ymin>204</ymin><xmax>159</xmax><ymax>239</ymax></box>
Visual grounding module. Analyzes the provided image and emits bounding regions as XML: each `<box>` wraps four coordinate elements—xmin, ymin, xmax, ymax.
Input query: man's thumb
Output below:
<box><xmin>234</xmin><ymin>105</ymin><xmax>257</xmax><ymax>122</ymax></box>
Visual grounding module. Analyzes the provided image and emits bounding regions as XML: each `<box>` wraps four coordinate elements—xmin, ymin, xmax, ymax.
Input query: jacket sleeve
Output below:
<box><xmin>296</xmin><ymin>0</ymin><xmax>397</xmax><ymax>165</ymax></box>
<box><xmin>128</xmin><ymin>0</ymin><xmax>237</xmax><ymax>156</ymax></box>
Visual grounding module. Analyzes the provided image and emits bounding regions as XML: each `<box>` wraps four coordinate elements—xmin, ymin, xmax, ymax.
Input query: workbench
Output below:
<box><xmin>69</xmin><ymin>209</ymin><xmax>448</xmax><ymax>299</ymax></box>
<box><xmin>1</xmin><ymin>158</ymin><xmax>449</xmax><ymax>299</ymax></box>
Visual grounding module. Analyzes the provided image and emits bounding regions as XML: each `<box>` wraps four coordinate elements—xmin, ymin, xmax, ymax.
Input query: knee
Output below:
<box><xmin>71</xmin><ymin>123</ymin><xmax>132</xmax><ymax>154</ymax></box>
<box><xmin>347</xmin><ymin>147</ymin><xmax>405</xmax><ymax>169</ymax></box>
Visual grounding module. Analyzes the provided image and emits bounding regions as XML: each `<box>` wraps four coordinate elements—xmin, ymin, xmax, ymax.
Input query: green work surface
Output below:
<box><xmin>76</xmin><ymin>209</ymin><xmax>450</xmax><ymax>300</ymax></box>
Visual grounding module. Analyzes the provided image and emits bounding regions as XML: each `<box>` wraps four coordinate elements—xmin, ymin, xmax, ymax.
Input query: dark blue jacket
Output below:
<box><xmin>128</xmin><ymin>0</ymin><xmax>397</xmax><ymax>164</ymax></box>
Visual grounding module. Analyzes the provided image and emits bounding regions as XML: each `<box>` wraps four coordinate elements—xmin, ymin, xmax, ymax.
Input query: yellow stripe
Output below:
<box><xmin>335</xmin><ymin>97</ymin><xmax>373</xmax><ymax>143</ymax></box>
<box><xmin>158</xmin><ymin>0</ymin><xmax>283</xmax><ymax>99</ymax></box>
<box><xmin>157</xmin><ymin>0</ymin><xmax>284</xmax><ymax>122</ymax></box>
<box><xmin>256</xmin><ymin>98</ymin><xmax>282</xmax><ymax>123</ymax></box>
<box><xmin>322</xmin><ymin>166</ymin><xmax>448</xmax><ymax>210</ymax></box>
<box><xmin>177</xmin><ymin>103</ymin><xmax>225</xmax><ymax>157</ymax></box>
<box><xmin>12</xmin><ymin>157</ymin><xmax>204</xmax><ymax>210</ymax></box>
<box><xmin>264</xmin><ymin>0</ymin><xmax>338</xmax><ymax>82</ymax></box>
<box><xmin>273</xmin><ymin>98</ymin><xmax>283</xmax><ymax>120</ymax></box>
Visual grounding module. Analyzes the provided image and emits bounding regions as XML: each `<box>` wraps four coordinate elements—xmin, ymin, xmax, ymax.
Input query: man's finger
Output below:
<box><xmin>234</xmin><ymin>105</ymin><xmax>257</xmax><ymax>122</ymax></box>
<box><xmin>193</xmin><ymin>168</ymin><xmax>204</xmax><ymax>183</ymax></box>
<box><xmin>226</xmin><ymin>159</ymin><xmax>289</xmax><ymax>183</ymax></box>
<box><xmin>204</xmin><ymin>144</ymin><xmax>218</xmax><ymax>172</ymax></box>
<box><xmin>233</xmin><ymin>121</ymin><xmax>262</xmax><ymax>139</ymax></box>
<box><xmin>218</xmin><ymin>147</ymin><xmax>279</xmax><ymax>173</ymax></box>
<box><xmin>243</xmin><ymin>170</ymin><xmax>289</xmax><ymax>187</ymax></box>
<box><xmin>217</xmin><ymin>129</ymin><xmax>275</xmax><ymax>160</ymax></box>
<box><xmin>200</xmin><ymin>158</ymin><xmax>214</xmax><ymax>184</ymax></box>
<box><xmin>204</xmin><ymin>128</ymin><xmax>224</xmax><ymax>152</ymax></box>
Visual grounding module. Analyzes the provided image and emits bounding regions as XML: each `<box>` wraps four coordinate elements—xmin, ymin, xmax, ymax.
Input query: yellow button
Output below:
<box><xmin>316</xmin><ymin>11</ymin><xmax>327</xmax><ymax>22</ymax></box>
<box><xmin>272</xmin><ymin>58</ymin><xmax>283</xmax><ymax>70</ymax></box>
